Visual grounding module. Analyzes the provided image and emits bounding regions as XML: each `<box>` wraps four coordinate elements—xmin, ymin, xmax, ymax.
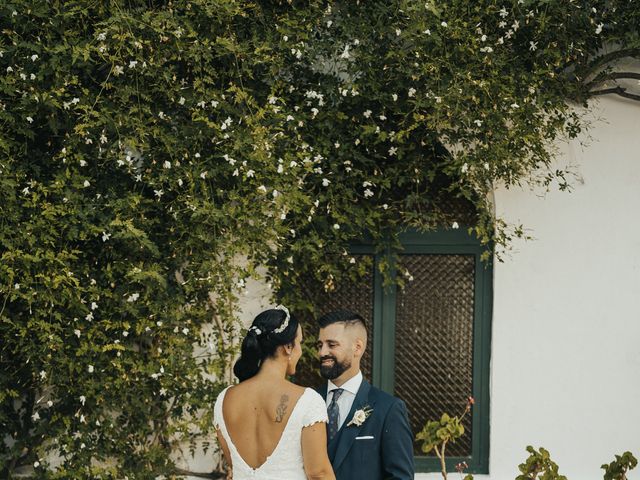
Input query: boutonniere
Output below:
<box><xmin>347</xmin><ymin>406</ymin><xmax>373</xmax><ymax>427</ymax></box>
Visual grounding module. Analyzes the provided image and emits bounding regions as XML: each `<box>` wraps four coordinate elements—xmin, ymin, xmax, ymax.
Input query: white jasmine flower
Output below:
<box><xmin>246</xmin><ymin>169</ymin><xmax>255</xmax><ymax>178</ymax></box>
<box><xmin>182</xmin><ymin>327</ymin><xmax>189</xmax><ymax>335</ymax></box>
<box><xmin>39</xmin><ymin>370</ymin><xmax>46</xmax><ymax>379</ymax></box>
<box><xmin>101</xmin><ymin>232</ymin><xmax>111</xmax><ymax>242</ymax></box>
<box><xmin>34</xmin><ymin>461</ymin><xmax>40</xmax><ymax>468</ymax></box>
<box><xmin>257</xmin><ymin>185</ymin><xmax>267</xmax><ymax>193</ymax></box>
<box><xmin>379</xmin><ymin>114</ymin><xmax>387</xmax><ymax>121</ymax></box>
<box><xmin>88</xmin><ymin>365</ymin><xmax>94</xmax><ymax>373</ymax></box>
<box><xmin>595</xmin><ymin>23</ymin><xmax>603</xmax><ymax>34</ymax></box>
<box><xmin>340</xmin><ymin>45</ymin><xmax>351</xmax><ymax>59</ymax></box>
<box><xmin>32</xmin><ymin>412</ymin><xmax>40</xmax><ymax>421</ymax></box>
<box><xmin>91</xmin><ymin>302</ymin><xmax>98</xmax><ymax>310</ymax></box>
<box><xmin>178</xmin><ymin>96</ymin><xmax>185</xmax><ymax>105</ymax></box>
<box><xmin>127</xmin><ymin>293</ymin><xmax>140</xmax><ymax>302</ymax></box>
<box><xmin>529</xmin><ymin>41</ymin><xmax>538</xmax><ymax>51</ymax></box>
<box><xmin>200</xmin><ymin>171</ymin><xmax>208</xmax><ymax>179</ymax></box>
<box><xmin>322</xmin><ymin>178</ymin><xmax>331</xmax><ymax>187</ymax></box>
<box><xmin>129</xmin><ymin>60</ymin><xmax>137</xmax><ymax>69</ymax></box>
<box><xmin>484</xmin><ymin>162</ymin><xmax>490</xmax><ymax>170</ymax></box>
<box><xmin>364</xmin><ymin>188</ymin><xmax>374</xmax><ymax>198</ymax></box>
<box><xmin>363</xmin><ymin>109</ymin><xmax>372</xmax><ymax>118</ymax></box>
<box><xmin>79</xmin><ymin>395</ymin><xmax>86</xmax><ymax>405</ymax></box>
<box><xmin>283</xmin><ymin>35</ymin><xmax>288</xmax><ymax>42</ymax></box>
<box><xmin>163</xmin><ymin>160</ymin><xmax>171</xmax><ymax>169</ymax></box>
<box><xmin>6</xmin><ymin>66</ymin><xmax>13</xmax><ymax>72</ymax></box>
<box><xmin>74</xmin><ymin>329</ymin><xmax>81</xmax><ymax>338</ymax></box>
<box><xmin>396</xmin><ymin>28</ymin><xmax>402</xmax><ymax>36</ymax></box>
<box><xmin>154</xmin><ymin>189</ymin><xmax>164</xmax><ymax>199</ymax></box>
<box><xmin>461</xmin><ymin>163</ymin><xmax>469</xmax><ymax>173</ymax></box>
<box><xmin>441</xmin><ymin>21</ymin><xmax>448</xmax><ymax>27</ymax></box>
<box><xmin>97</xmin><ymin>33</ymin><xmax>106</xmax><ymax>41</ymax></box>
<box><xmin>480</xmin><ymin>46</ymin><xmax>494</xmax><ymax>53</ymax></box>
<box><xmin>100</xmin><ymin>134</ymin><xmax>108</xmax><ymax>144</ymax></box>
<box><xmin>83</xmin><ymin>180</ymin><xmax>90</xmax><ymax>187</ymax></box>
<box><xmin>388</xmin><ymin>146</ymin><xmax>398</xmax><ymax>156</ymax></box>
<box><xmin>392</xmin><ymin>93</ymin><xmax>398</xmax><ymax>101</ymax></box>
<box><xmin>122</xmin><ymin>331</ymin><xmax>128</xmax><ymax>337</ymax></box>
<box><xmin>474</xmin><ymin>119</ymin><xmax>483</xmax><ymax>126</ymax></box>
<box><xmin>85</xmin><ymin>312</ymin><xmax>93</xmax><ymax>321</ymax></box>
<box><xmin>408</xmin><ymin>87</ymin><xmax>416</xmax><ymax>97</ymax></box>
<box><xmin>113</xmin><ymin>65</ymin><xmax>124</xmax><ymax>76</ymax></box>
<box><xmin>26</xmin><ymin>116</ymin><xmax>34</xmax><ymax>123</ymax></box>
<box><xmin>424</xmin><ymin>29</ymin><xmax>431</xmax><ymax>35</ymax></box>
<box><xmin>481</xmin><ymin>34</ymin><xmax>487</xmax><ymax>42</ymax></box>
<box><xmin>47</xmin><ymin>400</ymin><xmax>53</xmax><ymax>407</ymax></box>
<box><xmin>286</xmin><ymin>115</ymin><xmax>294</xmax><ymax>121</ymax></box>
<box><xmin>31</xmin><ymin>54</ymin><xmax>39</xmax><ymax>62</ymax></box>
<box><xmin>333</xmin><ymin>224</ymin><xmax>340</xmax><ymax>230</ymax></box>
<box><xmin>499</xmin><ymin>7</ymin><xmax>508</xmax><ymax>18</ymax></box>
<box><xmin>452</xmin><ymin>221</ymin><xmax>459</xmax><ymax>229</ymax></box>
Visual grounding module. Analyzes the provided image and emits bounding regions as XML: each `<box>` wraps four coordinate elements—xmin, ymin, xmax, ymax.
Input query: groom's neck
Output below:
<box><xmin>330</xmin><ymin>368</ymin><xmax>361</xmax><ymax>388</ymax></box>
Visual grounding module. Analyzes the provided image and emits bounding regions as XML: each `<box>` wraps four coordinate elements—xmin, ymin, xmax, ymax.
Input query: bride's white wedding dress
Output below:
<box><xmin>214</xmin><ymin>386</ymin><xmax>328</xmax><ymax>479</ymax></box>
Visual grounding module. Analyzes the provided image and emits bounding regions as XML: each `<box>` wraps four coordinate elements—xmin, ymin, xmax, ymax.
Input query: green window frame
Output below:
<box><xmin>351</xmin><ymin>228</ymin><xmax>492</xmax><ymax>474</ymax></box>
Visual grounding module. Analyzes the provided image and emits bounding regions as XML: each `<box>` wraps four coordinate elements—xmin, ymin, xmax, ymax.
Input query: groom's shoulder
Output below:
<box><xmin>368</xmin><ymin>384</ymin><xmax>406</xmax><ymax>409</ymax></box>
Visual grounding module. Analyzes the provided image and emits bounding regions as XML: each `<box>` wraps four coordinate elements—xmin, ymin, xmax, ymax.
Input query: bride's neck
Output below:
<box><xmin>256</xmin><ymin>357</ymin><xmax>288</xmax><ymax>380</ymax></box>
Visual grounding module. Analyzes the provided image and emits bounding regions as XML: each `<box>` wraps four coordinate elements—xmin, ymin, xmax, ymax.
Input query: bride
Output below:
<box><xmin>214</xmin><ymin>306</ymin><xmax>335</xmax><ymax>480</ymax></box>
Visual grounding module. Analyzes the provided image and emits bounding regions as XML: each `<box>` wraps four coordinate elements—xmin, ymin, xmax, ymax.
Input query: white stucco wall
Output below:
<box><xmin>184</xmin><ymin>96</ymin><xmax>640</xmax><ymax>480</ymax></box>
<box><xmin>421</xmin><ymin>97</ymin><xmax>640</xmax><ymax>480</ymax></box>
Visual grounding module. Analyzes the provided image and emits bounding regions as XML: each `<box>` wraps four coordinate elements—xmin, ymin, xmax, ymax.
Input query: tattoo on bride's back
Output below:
<box><xmin>275</xmin><ymin>394</ymin><xmax>290</xmax><ymax>423</ymax></box>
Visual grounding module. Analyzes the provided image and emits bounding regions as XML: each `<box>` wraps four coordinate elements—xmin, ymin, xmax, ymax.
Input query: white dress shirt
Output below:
<box><xmin>326</xmin><ymin>370</ymin><xmax>363</xmax><ymax>430</ymax></box>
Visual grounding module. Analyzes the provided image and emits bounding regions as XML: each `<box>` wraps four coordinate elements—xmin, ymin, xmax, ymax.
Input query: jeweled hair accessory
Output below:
<box><xmin>273</xmin><ymin>305</ymin><xmax>290</xmax><ymax>334</ymax></box>
<box><xmin>249</xmin><ymin>326</ymin><xmax>262</xmax><ymax>335</ymax></box>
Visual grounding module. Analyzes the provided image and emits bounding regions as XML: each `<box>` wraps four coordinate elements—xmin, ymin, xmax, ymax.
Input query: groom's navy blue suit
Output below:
<box><xmin>320</xmin><ymin>379</ymin><xmax>415</xmax><ymax>480</ymax></box>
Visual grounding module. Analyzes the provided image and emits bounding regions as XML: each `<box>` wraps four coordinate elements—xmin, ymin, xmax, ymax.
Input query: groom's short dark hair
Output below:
<box><xmin>317</xmin><ymin>309</ymin><xmax>366</xmax><ymax>330</ymax></box>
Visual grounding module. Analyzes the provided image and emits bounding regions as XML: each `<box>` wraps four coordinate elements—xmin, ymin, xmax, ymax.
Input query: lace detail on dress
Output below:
<box><xmin>301</xmin><ymin>390</ymin><xmax>329</xmax><ymax>427</ymax></box>
<box><xmin>214</xmin><ymin>387</ymin><xmax>328</xmax><ymax>480</ymax></box>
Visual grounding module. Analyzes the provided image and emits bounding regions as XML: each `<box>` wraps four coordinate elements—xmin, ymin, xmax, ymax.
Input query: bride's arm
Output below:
<box><xmin>301</xmin><ymin>422</ymin><xmax>335</xmax><ymax>480</ymax></box>
<box><xmin>216</xmin><ymin>429</ymin><xmax>233</xmax><ymax>470</ymax></box>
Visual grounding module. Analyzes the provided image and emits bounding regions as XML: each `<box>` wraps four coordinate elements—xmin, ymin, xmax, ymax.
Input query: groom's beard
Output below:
<box><xmin>319</xmin><ymin>355</ymin><xmax>351</xmax><ymax>380</ymax></box>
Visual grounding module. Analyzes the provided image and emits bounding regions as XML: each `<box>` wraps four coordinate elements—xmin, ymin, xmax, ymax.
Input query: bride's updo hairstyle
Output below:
<box><xmin>233</xmin><ymin>307</ymin><xmax>299</xmax><ymax>382</ymax></box>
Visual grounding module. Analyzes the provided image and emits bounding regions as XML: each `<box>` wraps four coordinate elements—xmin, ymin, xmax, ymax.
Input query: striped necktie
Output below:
<box><xmin>327</xmin><ymin>388</ymin><xmax>344</xmax><ymax>441</ymax></box>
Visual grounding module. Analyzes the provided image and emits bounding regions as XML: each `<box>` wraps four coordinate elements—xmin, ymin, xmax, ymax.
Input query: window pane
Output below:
<box><xmin>293</xmin><ymin>257</ymin><xmax>375</xmax><ymax>388</ymax></box>
<box><xmin>395</xmin><ymin>254</ymin><xmax>475</xmax><ymax>456</ymax></box>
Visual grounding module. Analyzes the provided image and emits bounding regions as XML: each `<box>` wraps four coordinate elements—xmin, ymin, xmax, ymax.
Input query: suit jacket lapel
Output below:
<box><xmin>318</xmin><ymin>383</ymin><xmax>328</xmax><ymax>402</ymax></box>
<box><xmin>331</xmin><ymin>380</ymin><xmax>372</xmax><ymax>471</ymax></box>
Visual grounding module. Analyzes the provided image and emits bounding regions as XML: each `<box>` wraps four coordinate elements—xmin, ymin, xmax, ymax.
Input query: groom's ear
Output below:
<box><xmin>353</xmin><ymin>336</ymin><xmax>365</xmax><ymax>358</ymax></box>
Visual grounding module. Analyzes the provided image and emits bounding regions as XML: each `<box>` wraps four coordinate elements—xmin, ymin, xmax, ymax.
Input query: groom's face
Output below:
<box><xmin>316</xmin><ymin>323</ymin><xmax>360</xmax><ymax>381</ymax></box>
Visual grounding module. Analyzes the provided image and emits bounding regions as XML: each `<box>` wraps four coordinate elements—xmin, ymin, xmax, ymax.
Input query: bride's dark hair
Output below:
<box><xmin>233</xmin><ymin>308</ymin><xmax>299</xmax><ymax>382</ymax></box>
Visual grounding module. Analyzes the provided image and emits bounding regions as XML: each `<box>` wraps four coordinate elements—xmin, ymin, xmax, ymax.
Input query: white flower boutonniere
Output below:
<box><xmin>347</xmin><ymin>406</ymin><xmax>373</xmax><ymax>427</ymax></box>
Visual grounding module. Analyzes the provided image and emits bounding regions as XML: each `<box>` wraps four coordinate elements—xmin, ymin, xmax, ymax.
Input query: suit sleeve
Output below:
<box><xmin>381</xmin><ymin>399</ymin><xmax>415</xmax><ymax>480</ymax></box>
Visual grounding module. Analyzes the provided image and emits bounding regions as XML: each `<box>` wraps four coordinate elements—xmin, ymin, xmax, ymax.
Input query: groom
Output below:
<box><xmin>316</xmin><ymin>310</ymin><xmax>415</xmax><ymax>480</ymax></box>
